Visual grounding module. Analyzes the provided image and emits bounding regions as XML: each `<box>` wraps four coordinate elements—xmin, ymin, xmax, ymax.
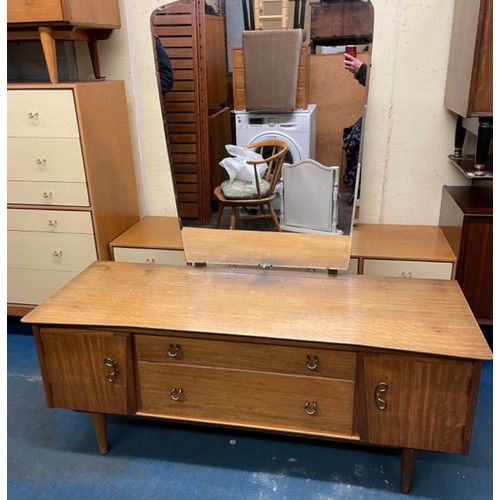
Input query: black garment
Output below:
<box><xmin>155</xmin><ymin>36</ymin><xmax>174</xmax><ymax>94</ymax></box>
<box><xmin>355</xmin><ymin>62</ymin><xmax>367</xmax><ymax>87</ymax></box>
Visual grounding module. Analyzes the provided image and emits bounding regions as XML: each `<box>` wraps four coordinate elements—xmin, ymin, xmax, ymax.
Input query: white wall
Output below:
<box><xmin>77</xmin><ymin>0</ymin><xmax>470</xmax><ymax>224</ymax></box>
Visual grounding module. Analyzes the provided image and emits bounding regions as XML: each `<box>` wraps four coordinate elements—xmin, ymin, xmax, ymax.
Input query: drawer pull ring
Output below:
<box><xmin>171</xmin><ymin>387</ymin><xmax>183</xmax><ymax>401</ymax></box>
<box><xmin>145</xmin><ymin>258</ymin><xmax>155</xmax><ymax>265</ymax></box>
<box><xmin>401</xmin><ymin>271</ymin><xmax>412</xmax><ymax>279</ymax></box>
<box><xmin>104</xmin><ymin>357</ymin><xmax>119</xmax><ymax>383</ymax></box>
<box><xmin>305</xmin><ymin>400</ymin><xmax>317</xmax><ymax>416</ymax></box>
<box><xmin>374</xmin><ymin>382</ymin><xmax>389</xmax><ymax>410</ymax></box>
<box><xmin>47</xmin><ymin>220</ymin><xmax>58</xmax><ymax>228</ymax></box>
<box><xmin>28</xmin><ymin>112</ymin><xmax>39</xmax><ymax>119</ymax></box>
<box><xmin>42</xmin><ymin>191</ymin><xmax>53</xmax><ymax>199</ymax></box>
<box><xmin>306</xmin><ymin>355</ymin><xmax>319</xmax><ymax>370</ymax></box>
<box><xmin>52</xmin><ymin>250</ymin><xmax>63</xmax><ymax>257</ymax></box>
<box><xmin>167</xmin><ymin>343</ymin><xmax>181</xmax><ymax>358</ymax></box>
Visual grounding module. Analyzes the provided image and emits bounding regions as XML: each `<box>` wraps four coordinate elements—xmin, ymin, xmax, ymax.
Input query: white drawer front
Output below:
<box><xmin>8</xmin><ymin>181</ymin><xmax>90</xmax><ymax>206</ymax></box>
<box><xmin>8</xmin><ymin>268</ymin><xmax>80</xmax><ymax>305</ymax></box>
<box><xmin>363</xmin><ymin>259</ymin><xmax>453</xmax><ymax>280</ymax></box>
<box><xmin>113</xmin><ymin>247</ymin><xmax>186</xmax><ymax>266</ymax></box>
<box><xmin>7</xmin><ymin>90</ymin><xmax>79</xmax><ymax>138</ymax></box>
<box><xmin>8</xmin><ymin>231</ymin><xmax>97</xmax><ymax>272</ymax></box>
<box><xmin>7</xmin><ymin>209</ymin><xmax>94</xmax><ymax>234</ymax></box>
<box><xmin>337</xmin><ymin>258</ymin><xmax>359</xmax><ymax>275</ymax></box>
<box><xmin>8</xmin><ymin>137</ymin><xmax>86</xmax><ymax>182</ymax></box>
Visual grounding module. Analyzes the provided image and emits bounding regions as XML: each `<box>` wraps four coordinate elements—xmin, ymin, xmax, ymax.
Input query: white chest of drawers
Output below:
<box><xmin>7</xmin><ymin>81</ymin><xmax>140</xmax><ymax>315</ymax></box>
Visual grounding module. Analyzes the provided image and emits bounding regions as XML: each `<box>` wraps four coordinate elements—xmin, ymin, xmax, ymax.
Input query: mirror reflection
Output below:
<box><xmin>151</xmin><ymin>0</ymin><xmax>373</xmax><ymax>237</ymax></box>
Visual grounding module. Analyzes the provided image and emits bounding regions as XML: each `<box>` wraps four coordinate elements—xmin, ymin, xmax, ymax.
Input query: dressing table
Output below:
<box><xmin>22</xmin><ymin>226</ymin><xmax>491</xmax><ymax>495</ymax></box>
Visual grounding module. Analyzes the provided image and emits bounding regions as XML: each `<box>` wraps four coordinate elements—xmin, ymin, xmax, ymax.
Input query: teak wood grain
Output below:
<box><xmin>22</xmin><ymin>261</ymin><xmax>492</xmax><ymax>361</ymax></box>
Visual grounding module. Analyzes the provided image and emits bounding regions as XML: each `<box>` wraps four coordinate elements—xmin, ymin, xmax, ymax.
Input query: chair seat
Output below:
<box><xmin>221</xmin><ymin>179</ymin><xmax>271</xmax><ymax>200</ymax></box>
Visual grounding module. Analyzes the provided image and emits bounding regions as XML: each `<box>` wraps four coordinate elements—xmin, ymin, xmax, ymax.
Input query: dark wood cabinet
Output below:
<box><xmin>439</xmin><ymin>185</ymin><xmax>493</xmax><ymax>324</ymax></box>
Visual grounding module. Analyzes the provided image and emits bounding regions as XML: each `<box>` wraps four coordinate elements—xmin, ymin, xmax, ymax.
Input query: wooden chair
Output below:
<box><xmin>214</xmin><ymin>139</ymin><xmax>288</xmax><ymax>231</ymax></box>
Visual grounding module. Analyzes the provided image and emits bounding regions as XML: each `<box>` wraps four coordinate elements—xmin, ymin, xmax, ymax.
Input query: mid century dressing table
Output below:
<box><xmin>22</xmin><ymin>226</ymin><xmax>492</xmax><ymax>494</ymax></box>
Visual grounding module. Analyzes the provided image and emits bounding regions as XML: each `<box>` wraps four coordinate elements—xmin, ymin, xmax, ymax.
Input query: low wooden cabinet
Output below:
<box><xmin>23</xmin><ymin>262</ymin><xmax>491</xmax><ymax>494</ymax></box>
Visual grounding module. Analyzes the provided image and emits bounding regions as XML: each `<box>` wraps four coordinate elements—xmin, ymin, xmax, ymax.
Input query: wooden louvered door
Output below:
<box><xmin>152</xmin><ymin>0</ymin><xmax>231</xmax><ymax>224</ymax></box>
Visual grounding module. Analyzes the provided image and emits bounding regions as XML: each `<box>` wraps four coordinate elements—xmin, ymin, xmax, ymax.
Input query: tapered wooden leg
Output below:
<box><xmin>269</xmin><ymin>205</ymin><xmax>281</xmax><ymax>231</ymax></box>
<box><xmin>90</xmin><ymin>412</ymin><xmax>108</xmax><ymax>455</ymax></box>
<box><xmin>215</xmin><ymin>204</ymin><xmax>225</xmax><ymax>228</ymax></box>
<box><xmin>230</xmin><ymin>207</ymin><xmax>237</xmax><ymax>229</ymax></box>
<box><xmin>401</xmin><ymin>448</ymin><xmax>417</xmax><ymax>494</ymax></box>
<box><xmin>39</xmin><ymin>27</ymin><xmax>58</xmax><ymax>83</ymax></box>
<box><xmin>87</xmin><ymin>40</ymin><xmax>103</xmax><ymax>80</ymax></box>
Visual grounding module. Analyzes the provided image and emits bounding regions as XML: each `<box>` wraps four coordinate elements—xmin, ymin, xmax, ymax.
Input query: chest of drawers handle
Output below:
<box><xmin>306</xmin><ymin>354</ymin><xmax>319</xmax><ymax>370</ymax></box>
<box><xmin>401</xmin><ymin>271</ymin><xmax>412</xmax><ymax>279</ymax></box>
<box><xmin>167</xmin><ymin>343</ymin><xmax>181</xmax><ymax>358</ymax></box>
<box><xmin>42</xmin><ymin>191</ymin><xmax>53</xmax><ymax>200</ymax></box>
<box><xmin>27</xmin><ymin>112</ymin><xmax>39</xmax><ymax>120</ymax></box>
<box><xmin>170</xmin><ymin>387</ymin><xmax>183</xmax><ymax>401</ymax></box>
<box><xmin>305</xmin><ymin>400</ymin><xmax>317</xmax><ymax>415</ymax></box>
<box><xmin>374</xmin><ymin>382</ymin><xmax>389</xmax><ymax>410</ymax></box>
<box><xmin>47</xmin><ymin>220</ymin><xmax>58</xmax><ymax>228</ymax></box>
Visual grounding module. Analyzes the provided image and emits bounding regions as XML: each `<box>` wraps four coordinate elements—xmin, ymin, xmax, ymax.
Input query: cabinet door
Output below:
<box><xmin>361</xmin><ymin>353</ymin><xmax>474</xmax><ymax>453</ymax></box>
<box><xmin>39</xmin><ymin>328</ymin><xmax>133</xmax><ymax>415</ymax></box>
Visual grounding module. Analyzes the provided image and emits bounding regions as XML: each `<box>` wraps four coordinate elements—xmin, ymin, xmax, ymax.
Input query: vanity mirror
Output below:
<box><xmin>150</xmin><ymin>0</ymin><xmax>373</xmax><ymax>268</ymax></box>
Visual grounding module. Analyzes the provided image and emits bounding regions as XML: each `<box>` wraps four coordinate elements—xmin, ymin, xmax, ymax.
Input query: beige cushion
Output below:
<box><xmin>221</xmin><ymin>179</ymin><xmax>271</xmax><ymax>199</ymax></box>
<box><xmin>243</xmin><ymin>29</ymin><xmax>302</xmax><ymax>112</ymax></box>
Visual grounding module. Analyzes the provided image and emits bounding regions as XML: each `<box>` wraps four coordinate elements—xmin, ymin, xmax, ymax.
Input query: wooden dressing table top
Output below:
<box><xmin>182</xmin><ymin>227</ymin><xmax>352</xmax><ymax>269</ymax></box>
<box><xmin>22</xmin><ymin>261</ymin><xmax>491</xmax><ymax>361</ymax></box>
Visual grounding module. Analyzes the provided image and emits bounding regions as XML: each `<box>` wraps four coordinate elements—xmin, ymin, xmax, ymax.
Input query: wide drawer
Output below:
<box><xmin>135</xmin><ymin>335</ymin><xmax>356</xmax><ymax>380</ymax></box>
<box><xmin>7</xmin><ymin>208</ymin><xmax>94</xmax><ymax>234</ymax></box>
<box><xmin>8</xmin><ymin>180</ymin><xmax>90</xmax><ymax>206</ymax></box>
<box><xmin>8</xmin><ymin>137</ymin><xmax>86</xmax><ymax>182</ymax></box>
<box><xmin>138</xmin><ymin>363</ymin><xmax>355</xmax><ymax>437</ymax></box>
<box><xmin>8</xmin><ymin>0</ymin><xmax>64</xmax><ymax>23</ymax></box>
<box><xmin>7</xmin><ymin>90</ymin><xmax>79</xmax><ymax>138</ymax></box>
<box><xmin>112</xmin><ymin>247</ymin><xmax>186</xmax><ymax>266</ymax></box>
<box><xmin>363</xmin><ymin>259</ymin><xmax>453</xmax><ymax>280</ymax></box>
<box><xmin>7</xmin><ymin>267</ymin><xmax>80</xmax><ymax>305</ymax></box>
<box><xmin>8</xmin><ymin>230</ymin><xmax>97</xmax><ymax>271</ymax></box>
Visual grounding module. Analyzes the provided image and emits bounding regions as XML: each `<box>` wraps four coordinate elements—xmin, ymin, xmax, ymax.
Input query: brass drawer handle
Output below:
<box><xmin>306</xmin><ymin>354</ymin><xmax>319</xmax><ymax>370</ymax></box>
<box><xmin>52</xmin><ymin>250</ymin><xmax>63</xmax><ymax>257</ymax></box>
<box><xmin>28</xmin><ymin>111</ymin><xmax>39</xmax><ymax>119</ymax></box>
<box><xmin>170</xmin><ymin>387</ymin><xmax>183</xmax><ymax>401</ymax></box>
<box><xmin>305</xmin><ymin>400</ymin><xmax>317</xmax><ymax>416</ymax></box>
<box><xmin>36</xmin><ymin>158</ymin><xmax>47</xmax><ymax>167</ymax></box>
<box><xmin>42</xmin><ymin>191</ymin><xmax>53</xmax><ymax>199</ymax></box>
<box><xmin>401</xmin><ymin>271</ymin><xmax>412</xmax><ymax>278</ymax></box>
<box><xmin>167</xmin><ymin>343</ymin><xmax>181</xmax><ymax>358</ymax></box>
<box><xmin>145</xmin><ymin>258</ymin><xmax>155</xmax><ymax>264</ymax></box>
<box><xmin>47</xmin><ymin>220</ymin><xmax>58</xmax><ymax>228</ymax></box>
<box><xmin>104</xmin><ymin>357</ymin><xmax>119</xmax><ymax>383</ymax></box>
<box><xmin>374</xmin><ymin>382</ymin><xmax>388</xmax><ymax>410</ymax></box>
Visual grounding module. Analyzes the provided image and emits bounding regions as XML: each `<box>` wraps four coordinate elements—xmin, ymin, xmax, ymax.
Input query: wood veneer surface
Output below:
<box><xmin>22</xmin><ymin>261</ymin><xmax>492</xmax><ymax>361</ymax></box>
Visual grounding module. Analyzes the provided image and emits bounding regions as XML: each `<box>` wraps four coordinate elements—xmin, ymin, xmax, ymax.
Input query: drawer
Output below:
<box><xmin>8</xmin><ymin>0</ymin><xmax>64</xmax><ymax>23</ymax></box>
<box><xmin>363</xmin><ymin>259</ymin><xmax>453</xmax><ymax>280</ymax></box>
<box><xmin>8</xmin><ymin>180</ymin><xmax>90</xmax><ymax>206</ymax></box>
<box><xmin>138</xmin><ymin>363</ymin><xmax>355</xmax><ymax>438</ymax></box>
<box><xmin>8</xmin><ymin>138</ymin><xmax>86</xmax><ymax>182</ymax></box>
<box><xmin>8</xmin><ymin>208</ymin><xmax>94</xmax><ymax>234</ymax></box>
<box><xmin>7</xmin><ymin>267</ymin><xmax>80</xmax><ymax>305</ymax></box>
<box><xmin>8</xmin><ymin>231</ymin><xmax>97</xmax><ymax>271</ymax></box>
<box><xmin>135</xmin><ymin>335</ymin><xmax>357</xmax><ymax>380</ymax></box>
<box><xmin>112</xmin><ymin>247</ymin><xmax>186</xmax><ymax>266</ymax></box>
<box><xmin>8</xmin><ymin>90</ymin><xmax>79</xmax><ymax>138</ymax></box>
<box><xmin>337</xmin><ymin>258</ymin><xmax>358</xmax><ymax>275</ymax></box>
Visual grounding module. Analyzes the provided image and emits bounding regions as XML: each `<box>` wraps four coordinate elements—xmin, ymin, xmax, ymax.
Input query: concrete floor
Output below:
<box><xmin>7</xmin><ymin>321</ymin><xmax>493</xmax><ymax>500</ymax></box>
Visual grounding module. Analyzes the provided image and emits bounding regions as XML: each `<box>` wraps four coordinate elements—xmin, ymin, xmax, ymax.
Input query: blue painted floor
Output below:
<box><xmin>7</xmin><ymin>324</ymin><xmax>493</xmax><ymax>499</ymax></box>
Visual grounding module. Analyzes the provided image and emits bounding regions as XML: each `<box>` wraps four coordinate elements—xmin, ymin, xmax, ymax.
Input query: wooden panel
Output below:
<box><xmin>232</xmin><ymin>45</ymin><xmax>309</xmax><ymax>111</ymax></box>
<box><xmin>40</xmin><ymin>328</ymin><xmax>131</xmax><ymax>414</ymax></box>
<box><xmin>135</xmin><ymin>335</ymin><xmax>356</xmax><ymax>380</ymax></box>
<box><xmin>361</xmin><ymin>354</ymin><xmax>474</xmax><ymax>453</ymax></box>
<box><xmin>8</xmin><ymin>138</ymin><xmax>86</xmax><ymax>182</ymax></box>
<box><xmin>205</xmin><ymin>16</ymin><xmax>227</xmax><ymax>109</ymax></box>
<box><xmin>7</xmin><ymin>0</ymin><xmax>64</xmax><ymax>23</ymax></box>
<box><xmin>138</xmin><ymin>363</ymin><xmax>355</xmax><ymax>437</ymax></box>
<box><xmin>208</xmin><ymin>107</ymin><xmax>232</xmax><ymax>195</ymax></box>
<box><xmin>21</xmin><ymin>261</ymin><xmax>493</xmax><ymax>361</ymax></box>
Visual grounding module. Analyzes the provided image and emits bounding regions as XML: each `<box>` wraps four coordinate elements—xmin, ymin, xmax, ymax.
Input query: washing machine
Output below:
<box><xmin>235</xmin><ymin>104</ymin><xmax>316</xmax><ymax>162</ymax></box>
<box><xmin>234</xmin><ymin>104</ymin><xmax>317</xmax><ymax>210</ymax></box>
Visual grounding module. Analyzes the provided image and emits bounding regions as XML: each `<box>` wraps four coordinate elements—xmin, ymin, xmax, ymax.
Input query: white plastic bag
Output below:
<box><xmin>219</xmin><ymin>145</ymin><xmax>266</xmax><ymax>185</ymax></box>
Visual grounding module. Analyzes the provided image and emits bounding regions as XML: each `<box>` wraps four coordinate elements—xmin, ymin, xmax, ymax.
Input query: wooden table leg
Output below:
<box><xmin>90</xmin><ymin>412</ymin><xmax>108</xmax><ymax>455</ymax></box>
<box><xmin>401</xmin><ymin>448</ymin><xmax>417</xmax><ymax>494</ymax></box>
<box><xmin>87</xmin><ymin>40</ymin><xmax>103</xmax><ymax>80</ymax></box>
<box><xmin>38</xmin><ymin>27</ymin><xmax>58</xmax><ymax>83</ymax></box>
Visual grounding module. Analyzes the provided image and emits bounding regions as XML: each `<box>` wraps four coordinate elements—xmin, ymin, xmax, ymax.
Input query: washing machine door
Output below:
<box><xmin>245</xmin><ymin>131</ymin><xmax>302</xmax><ymax>164</ymax></box>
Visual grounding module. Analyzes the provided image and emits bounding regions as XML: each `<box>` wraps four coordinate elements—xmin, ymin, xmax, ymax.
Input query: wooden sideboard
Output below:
<box><xmin>7</xmin><ymin>81</ymin><xmax>140</xmax><ymax>316</ymax></box>
<box><xmin>22</xmin><ymin>261</ymin><xmax>492</xmax><ymax>494</ymax></box>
